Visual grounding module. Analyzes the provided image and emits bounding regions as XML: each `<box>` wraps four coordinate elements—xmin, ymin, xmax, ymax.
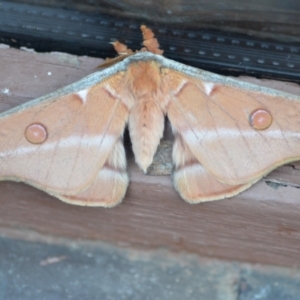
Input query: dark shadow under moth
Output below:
<box><xmin>1</xmin><ymin>25</ymin><xmax>300</xmax><ymax>207</ymax></box>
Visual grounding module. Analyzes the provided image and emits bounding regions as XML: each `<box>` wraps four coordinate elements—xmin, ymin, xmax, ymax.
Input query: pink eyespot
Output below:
<box><xmin>249</xmin><ymin>109</ymin><xmax>272</xmax><ymax>130</ymax></box>
<box><xmin>25</xmin><ymin>123</ymin><xmax>48</xmax><ymax>144</ymax></box>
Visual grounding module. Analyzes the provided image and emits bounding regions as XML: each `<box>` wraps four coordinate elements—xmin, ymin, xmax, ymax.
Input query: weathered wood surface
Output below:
<box><xmin>1</xmin><ymin>46</ymin><xmax>300</xmax><ymax>268</ymax></box>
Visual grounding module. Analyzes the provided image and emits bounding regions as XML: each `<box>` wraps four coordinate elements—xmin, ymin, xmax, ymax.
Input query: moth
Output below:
<box><xmin>1</xmin><ymin>25</ymin><xmax>300</xmax><ymax>207</ymax></box>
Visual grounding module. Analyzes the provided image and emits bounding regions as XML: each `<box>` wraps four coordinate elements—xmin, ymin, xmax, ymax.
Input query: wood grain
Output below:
<box><xmin>1</xmin><ymin>46</ymin><xmax>300</xmax><ymax>267</ymax></box>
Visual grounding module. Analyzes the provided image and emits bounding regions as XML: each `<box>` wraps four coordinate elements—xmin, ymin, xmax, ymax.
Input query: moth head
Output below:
<box><xmin>97</xmin><ymin>25</ymin><xmax>163</xmax><ymax>70</ymax></box>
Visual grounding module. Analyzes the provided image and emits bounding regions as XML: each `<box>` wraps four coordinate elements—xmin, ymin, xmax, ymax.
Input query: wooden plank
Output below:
<box><xmin>1</xmin><ymin>46</ymin><xmax>300</xmax><ymax>268</ymax></box>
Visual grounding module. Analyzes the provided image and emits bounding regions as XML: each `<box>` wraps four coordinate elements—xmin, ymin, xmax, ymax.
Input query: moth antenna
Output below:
<box><xmin>97</xmin><ymin>41</ymin><xmax>134</xmax><ymax>69</ymax></box>
<box><xmin>140</xmin><ymin>25</ymin><xmax>164</xmax><ymax>55</ymax></box>
<box><xmin>111</xmin><ymin>41</ymin><xmax>133</xmax><ymax>55</ymax></box>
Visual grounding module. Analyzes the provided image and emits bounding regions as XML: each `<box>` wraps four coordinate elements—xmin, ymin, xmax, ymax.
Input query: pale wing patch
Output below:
<box><xmin>183</xmin><ymin>128</ymin><xmax>300</xmax><ymax>144</ymax></box>
<box><xmin>56</xmin><ymin>138</ymin><xmax>129</xmax><ymax>207</ymax></box>
<box><xmin>172</xmin><ymin>79</ymin><xmax>188</xmax><ymax>96</ymax></box>
<box><xmin>203</xmin><ymin>82</ymin><xmax>215</xmax><ymax>96</ymax></box>
<box><xmin>0</xmin><ymin>135</ymin><xmax>115</xmax><ymax>158</ymax></box>
<box><xmin>172</xmin><ymin>134</ymin><xmax>252</xmax><ymax>203</ymax></box>
<box><xmin>182</xmin><ymin>127</ymin><xmax>300</xmax><ymax>185</ymax></box>
<box><xmin>76</xmin><ymin>89</ymin><xmax>89</xmax><ymax>103</ymax></box>
<box><xmin>57</xmin><ymin>167</ymin><xmax>129</xmax><ymax>207</ymax></box>
<box><xmin>104</xmin><ymin>84</ymin><xmax>123</xmax><ymax>100</ymax></box>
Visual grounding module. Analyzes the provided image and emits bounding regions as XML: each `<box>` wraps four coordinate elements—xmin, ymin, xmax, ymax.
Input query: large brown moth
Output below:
<box><xmin>1</xmin><ymin>25</ymin><xmax>300</xmax><ymax>207</ymax></box>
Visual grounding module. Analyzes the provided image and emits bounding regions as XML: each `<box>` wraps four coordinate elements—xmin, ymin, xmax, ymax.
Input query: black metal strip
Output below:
<box><xmin>1</xmin><ymin>1</ymin><xmax>300</xmax><ymax>82</ymax></box>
